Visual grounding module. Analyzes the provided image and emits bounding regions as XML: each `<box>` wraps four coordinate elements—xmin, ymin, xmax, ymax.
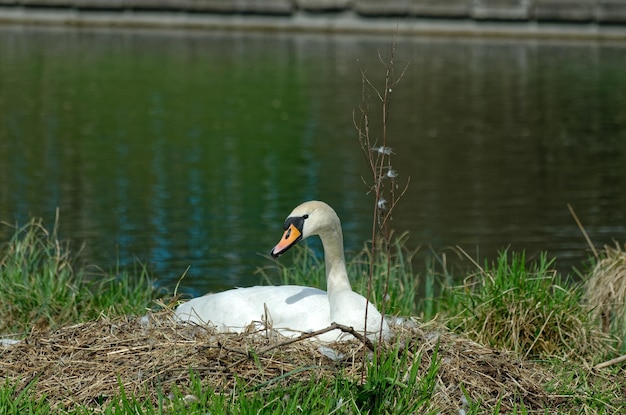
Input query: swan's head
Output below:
<box><xmin>270</xmin><ymin>200</ymin><xmax>340</xmax><ymax>258</ymax></box>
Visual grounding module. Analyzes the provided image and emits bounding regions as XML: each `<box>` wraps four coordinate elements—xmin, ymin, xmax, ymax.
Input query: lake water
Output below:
<box><xmin>1</xmin><ymin>26</ymin><xmax>625</xmax><ymax>297</ymax></box>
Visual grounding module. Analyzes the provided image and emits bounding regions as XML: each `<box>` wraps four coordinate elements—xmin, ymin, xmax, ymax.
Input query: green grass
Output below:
<box><xmin>1</xmin><ymin>219</ymin><xmax>625</xmax><ymax>414</ymax></box>
<box><xmin>64</xmin><ymin>344</ymin><xmax>438</xmax><ymax>415</ymax></box>
<box><xmin>0</xmin><ymin>217</ymin><xmax>159</xmax><ymax>335</ymax></box>
<box><xmin>0</xmin><ymin>378</ymin><xmax>50</xmax><ymax>415</ymax></box>
<box><xmin>437</xmin><ymin>250</ymin><xmax>614</xmax><ymax>362</ymax></box>
<box><xmin>544</xmin><ymin>361</ymin><xmax>626</xmax><ymax>413</ymax></box>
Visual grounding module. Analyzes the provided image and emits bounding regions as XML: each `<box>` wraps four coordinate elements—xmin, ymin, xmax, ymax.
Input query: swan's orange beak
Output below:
<box><xmin>271</xmin><ymin>224</ymin><xmax>302</xmax><ymax>258</ymax></box>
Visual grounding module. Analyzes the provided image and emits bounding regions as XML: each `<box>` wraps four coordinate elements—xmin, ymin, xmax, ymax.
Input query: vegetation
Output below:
<box><xmin>440</xmin><ymin>250</ymin><xmax>611</xmax><ymax>361</ymax></box>
<box><xmin>0</xmin><ymin>217</ymin><xmax>624</xmax><ymax>414</ymax></box>
<box><xmin>584</xmin><ymin>242</ymin><xmax>626</xmax><ymax>354</ymax></box>
<box><xmin>0</xmin><ymin>216</ymin><xmax>159</xmax><ymax>335</ymax></box>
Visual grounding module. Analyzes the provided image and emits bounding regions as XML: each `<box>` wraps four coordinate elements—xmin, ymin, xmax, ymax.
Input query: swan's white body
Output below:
<box><xmin>175</xmin><ymin>201</ymin><xmax>391</xmax><ymax>343</ymax></box>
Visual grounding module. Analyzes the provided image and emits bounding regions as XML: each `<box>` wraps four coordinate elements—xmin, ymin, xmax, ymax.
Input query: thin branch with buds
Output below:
<box><xmin>353</xmin><ymin>38</ymin><xmax>410</xmax><ymax>373</ymax></box>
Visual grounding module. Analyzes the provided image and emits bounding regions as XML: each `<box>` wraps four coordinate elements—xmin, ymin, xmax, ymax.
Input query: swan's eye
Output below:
<box><xmin>303</xmin><ymin>214</ymin><xmax>309</xmax><ymax>219</ymax></box>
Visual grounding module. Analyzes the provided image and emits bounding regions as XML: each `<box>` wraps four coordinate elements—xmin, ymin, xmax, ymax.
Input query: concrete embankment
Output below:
<box><xmin>1</xmin><ymin>0</ymin><xmax>626</xmax><ymax>39</ymax></box>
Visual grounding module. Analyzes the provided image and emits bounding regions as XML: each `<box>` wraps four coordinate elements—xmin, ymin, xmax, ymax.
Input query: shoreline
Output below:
<box><xmin>1</xmin><ymin>7</ymin><xmax>626</xmax><ymax>40</ymax></box>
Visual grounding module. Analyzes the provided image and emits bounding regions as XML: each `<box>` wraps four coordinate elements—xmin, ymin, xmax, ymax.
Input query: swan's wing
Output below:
<box><xmin>329</xmin><ymin>291</ymin><xmax>391</xmax><ymax>340</ymax></box>
<box><xmin>175</xmin><ymin>285</ymin><xmax>331</xmax><ymax>335</ymax></box>
<box><xmin>174</xmin><ymin>288</ymin><xmax>259</xmax><ymax>331</ymax></box>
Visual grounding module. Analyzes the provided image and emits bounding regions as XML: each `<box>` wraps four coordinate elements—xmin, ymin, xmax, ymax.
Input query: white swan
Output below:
<box><xmin>175</xmin><ymin>200</ymin><xmax>390</xmax><ymax>342</ymax></box>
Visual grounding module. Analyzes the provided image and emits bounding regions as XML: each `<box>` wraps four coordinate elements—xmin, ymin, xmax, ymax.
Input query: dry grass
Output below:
<box><xmin>584</xmin><ymin>242</ymin><xmax>626</xmax><ymax>347</ymax></box>
<box><xmin>409</xmin><ymin>323</ymin><xmax>559</xmax><ymax>413</ymax></box>
<box><xmin>0</xmin><ymin>308</ymin><xmax>567</xmax><ymax>413</ymax></box>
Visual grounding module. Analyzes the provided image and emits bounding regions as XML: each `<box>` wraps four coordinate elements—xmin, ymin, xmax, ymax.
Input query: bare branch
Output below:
<box><xmin>354</xmin><ymin>34</ymin><xmax>410</xmax><ymax>377</ymax></box>
<box><xmin>594</xmin><ymin>353</ymin><xmax>626</xmax><ymax>370</ymax></box>
<box><xmin>391</xmin><ymin>62</ymin><xmax>411</xmax><ymax>88</ymax></box>
<box><xmin>361</xmin><ymin>68</ymin><xmax>384</xmax><ymax>103</ymax></box>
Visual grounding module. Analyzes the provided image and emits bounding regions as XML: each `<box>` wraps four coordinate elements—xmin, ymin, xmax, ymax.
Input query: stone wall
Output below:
<box><xmin>1</xmin><ymin>0</ymin><xmax>625</xmax><ymax>23</ymax></box>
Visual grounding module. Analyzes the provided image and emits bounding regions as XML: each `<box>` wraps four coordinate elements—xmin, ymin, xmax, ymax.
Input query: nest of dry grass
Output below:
<box><xmin>0</xmin><ymin>310</ymin><xmax>562</xmax><ymax>413</ymax></box>
<box><xmin>585</xmin><ymin>243</ymin><xmax>626</xmax><ymax>337</ymax></box>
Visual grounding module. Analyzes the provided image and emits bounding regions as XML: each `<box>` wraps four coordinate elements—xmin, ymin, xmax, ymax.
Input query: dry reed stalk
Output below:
<box><xmin>584</xmin><ymin>242</ymin><xmax>626</xmax><ymax>335</ymax></box>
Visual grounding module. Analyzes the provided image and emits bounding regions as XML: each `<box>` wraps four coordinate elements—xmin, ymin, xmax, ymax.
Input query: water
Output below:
<box><xmin>1</xmin><ymin>26</ymin><xmax>625</xmax><ymax>297</ymax></box>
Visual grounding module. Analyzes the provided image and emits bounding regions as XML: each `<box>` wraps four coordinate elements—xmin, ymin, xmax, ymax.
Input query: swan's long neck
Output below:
<box><xmin>318</xmin><ymin>225</ymin><xmax>352</xmax><ymax>298</ymax></box>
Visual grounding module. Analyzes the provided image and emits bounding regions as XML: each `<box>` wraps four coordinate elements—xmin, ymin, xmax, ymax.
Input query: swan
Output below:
<box><xmin>175</xmin><ymin>200</ymin><xmax>390</xmax><ymax>342</ymax></box>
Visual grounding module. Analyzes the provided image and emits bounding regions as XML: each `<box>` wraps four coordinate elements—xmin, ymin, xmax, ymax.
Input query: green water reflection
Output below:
<box><xmin>1</xmin><ymin>27</ymin><xmax>625</xmax><ymax>296</ymax></box>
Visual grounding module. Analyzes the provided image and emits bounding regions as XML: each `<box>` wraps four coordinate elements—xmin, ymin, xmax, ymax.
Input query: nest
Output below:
<box><xmin>0</xmin><ymin>310</ymin><xmax>560</xmax><ymax>413</ymax></box>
